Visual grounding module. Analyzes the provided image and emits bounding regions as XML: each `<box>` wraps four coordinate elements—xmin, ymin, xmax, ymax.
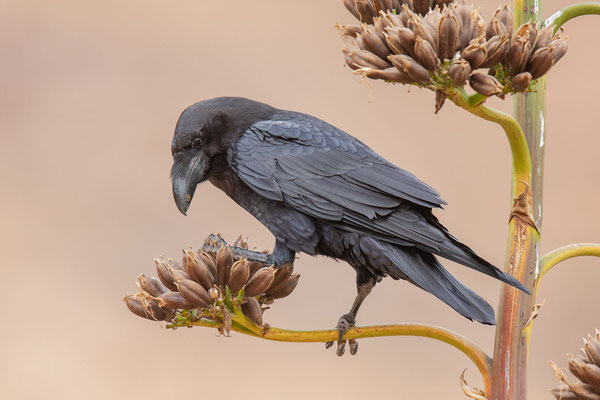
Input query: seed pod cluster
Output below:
<box><xmin>551</xmin><ymin>330</ymin><xmax>600</xmax><ymax>399</ymax></box>
<box><xmin>339</xmin><ymin>1</ymin><xmax>569</xmax><ymax>106</ymax></box>
<box><xmin>123</xmin><ymin>235</ymin><xmax>300</xmax><ymax>329</ymax></box>
<box><xmin>343</xmin><ymin>0</ymin><xmax>455</xmax><ymax>24</ymax></box>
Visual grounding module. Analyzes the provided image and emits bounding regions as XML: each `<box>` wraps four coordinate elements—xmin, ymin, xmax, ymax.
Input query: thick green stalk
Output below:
<box><xmin>545</xmin><ymin>2</ymin><xmax>600</xmax><ymax>31</ymax></box>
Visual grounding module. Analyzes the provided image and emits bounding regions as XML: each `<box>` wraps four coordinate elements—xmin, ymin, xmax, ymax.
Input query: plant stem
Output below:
<box><xmin>538</xmin><ymin>243</ymin><xmax>600</xmax><ymax>279</ymax></box>
<box><xmin>182</xmin><ymin>316</ymin><xmax>492</xmax><ymax>393</ymax></box>
<box><xmin>545</xmin><ymin>2</ymin><xmax>600</xmax><ymax>31</ymax></box>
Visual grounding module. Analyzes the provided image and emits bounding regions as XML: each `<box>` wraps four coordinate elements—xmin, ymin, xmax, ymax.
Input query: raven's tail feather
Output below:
<box><xmin>380</xmin><ymin>242</ymin><xmax>496</xmax><ymax>325</ymax></box>
<box><xmin>423</xmin><ymin>213</ymin><xmax>530</xmax><ymax>295</ymax></box>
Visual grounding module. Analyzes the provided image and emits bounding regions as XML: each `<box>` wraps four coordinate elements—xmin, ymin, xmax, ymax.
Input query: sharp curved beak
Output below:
<box><xmin>171</xmin><ymin>151</ymin><xmax>208</xmax><ymax>216</ymax></box>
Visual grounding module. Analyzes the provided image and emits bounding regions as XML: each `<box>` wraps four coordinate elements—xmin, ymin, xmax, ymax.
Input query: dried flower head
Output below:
<box><xmin>123</xmin><ymin>234</ymin><xmax>300</xmax><ymax>329</ymax></box>
<box><xmin>338</xmin><ymin>1</ymin><xmax>569</xmax><ymax>110</ymax></box>
<box><xmin>551</xmin><ymin>330</ymin><xmax>600</xmax><ymax>399</ymax></box>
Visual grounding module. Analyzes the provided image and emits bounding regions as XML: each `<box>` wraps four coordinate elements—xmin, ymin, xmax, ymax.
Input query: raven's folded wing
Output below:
<box><xmin>228</xmin><ymin>111</ymin><xmax>446</xmax><ymax>224</ymax></box>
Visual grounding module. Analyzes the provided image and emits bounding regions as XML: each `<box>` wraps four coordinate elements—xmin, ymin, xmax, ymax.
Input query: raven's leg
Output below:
<box><xmin>272</xmin><ymin>239</ymin><xmax>295</xmax><ymax>267</ymax></box>
<box><xmin>326</xmin><ymin>270</ymin><xmax>376</xmax><ymax>356</ymax></box>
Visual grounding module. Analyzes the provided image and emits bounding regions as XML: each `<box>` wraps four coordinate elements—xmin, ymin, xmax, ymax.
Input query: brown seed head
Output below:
<box><xmin>361</xmin><ymin>66</ymin><xmax>415</xmax><ymax>83</ymax></box>
<box><xmin>242</xmin><ymin>296</ymin><xmax>263</xmax><ymax>327</ymax></box>
<box><xmin>155</xmin><ymin>259</ymin><xmax>178</xmax><ymax>291</ymax></box>
<box><xmin>186</xmin><ymin>252</ymin><xmax>215</xmax><ymax>290</ymax></box>
<box><xmin>228</xmin><ymin>258</ymin><xmax>250</xmax><ymax>292</ymax></box>
<box><xmin>533</xmin><ymin>25</ymin><xmax>553</xmax><ymax>52</ymax></box>
<box><xmin>511</xmin><ymin>71</ymin><xmax>532</xmax><ymax>92</ymax></box>
<box><xmin>158</xmin><ymin>291</ymin><xmax>195</xmax><ymax>310</ymax></box>
<box><xmin>244</xmin><ymin>266</ymin><xmax>276</xmax><ymax>297</ymax></box>
<box><xmin>437</xmin><ymin>10</ymin><xmax>460</xmax><ymax>60</ymax></box>
<box><xmin>461</xmin><ymin>39</ymin><xmax>487</xmax><ymax>69</ymax></box>
<box><xmin>124</xmin><ymin>295</ymin><xmax>168</xmax><ymax>321</ymax></box>
<box><xmin>469</xmin><ymin>71</ymin><xmax>503</xmax><ymax>96</ymax></box>
<box><xmin>137</xmin><ymin>273</ymin><xmax>168</xmax><ymax>297</ymax></box>
<box><xmin>344</xmin><ymin>48</ymin><xmax>390</xmax><ymax>70</ymax></box>
<box><xmin>359</xmin><ymin>24</ymin><xmax>392</xmax><ymax>60</ymax></box>
<box><xmin>448</xmin><ymin>59</ymin><xmax>471</xmax><ymax>86</ymax></box>
<box><xmin>409</xmin><ymin>16</ymin><xmax>437</xmax><ymax>52</ymax></box>
<box><xmin>550</xmin><ymin>35</ymin><xmax>568</xmax><ymax>64</ymax></box>
<box><xmin>197</xmin><ymin>251</ymin><xmax>217</xmax><ymax>278</ymax></box>
<box><xmin>389</xmin><ymin>54</ymin><xmax>431</xmax><ymax>83</ymax></box>
<box><xmin>267</xmin><ymin>273</ymin><xmax>301</xmax><ymax>300</ymax></box>
<box><xmin>506</xmin><ymin>36</ymin><xmax>531</xmax><ymax>76</ymax></box>
<box><xmin>176</xmin><ymin>279</ymin><xmax>211</xmax><ymax>308</ymax></box>
<box><xmin>216</xmin><ymin>245</ymin><xmax>233</xmax><ymax>287</ymax></box>
<box><xmin>414</xmin><ymin>35</ymin><xmax>440</xmax><ymax>70</ymax></box>
<box><xmin>526</xmin><ymin>46</ymin><xmax>554</xmax><ymax>79</ymax></box>
<box><xmin>481</xmin><ymin>34</ymin><xmax>509</xmax><ymax>68</ymax></box>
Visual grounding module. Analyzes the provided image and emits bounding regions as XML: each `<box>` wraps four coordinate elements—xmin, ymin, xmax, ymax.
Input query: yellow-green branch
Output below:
<box><xmin>545</xmin><ymin>2</ymin><xmax>600</xmax><ymax>32</ymax></box>
<box><xmin>448</xmin><ymin>89</ymin><xmax>532</xmax><ymax>197</ymax></box>
<box><xmin>180</xmin><ymin>315</ymin><xmax>492</xmax><ymax>394</ymax></box>
<box><xmin>538</xmin><ymin>243</ymin><xmax>600</xmax><ymax>280</ymax></box>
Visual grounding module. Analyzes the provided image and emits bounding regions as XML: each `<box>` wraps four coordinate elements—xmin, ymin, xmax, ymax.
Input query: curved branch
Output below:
<box><xmin>447</xmin><ymin>89</ymin><xmax>532</xmax><ymax>197</ymax></box>
<box><xmin>538</xmin><ymin>243</ymin><xmax>600</xmax><ymax>279</ymax></box>
<box><xmin>172</xmin><ymin>314</ymin><xmax>492</xmax><ymax>394</ymax></box>
<box><xmin>545</xmin><ymin>2</ymin><xmax>600</xmax><ymax>32</ymax></box>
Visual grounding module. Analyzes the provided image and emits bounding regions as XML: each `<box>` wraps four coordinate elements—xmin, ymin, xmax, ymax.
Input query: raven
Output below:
<box><xmin>171</xmin><ymin>97</ymin><xmax>528</xmax><ymax>355</ymax></box>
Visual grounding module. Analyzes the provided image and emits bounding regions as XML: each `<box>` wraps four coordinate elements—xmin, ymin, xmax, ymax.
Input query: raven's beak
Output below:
<box><xmin>171</xmin><ymin>151</ymin><xmax>209</xmax><ymax>216</ymax></box>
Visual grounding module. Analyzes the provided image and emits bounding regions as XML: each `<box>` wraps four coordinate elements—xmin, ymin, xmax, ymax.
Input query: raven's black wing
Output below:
<box><xmin>228</xmin><ymin>111</ymin><xmax>529</xmax><ymax>293</ymax></box>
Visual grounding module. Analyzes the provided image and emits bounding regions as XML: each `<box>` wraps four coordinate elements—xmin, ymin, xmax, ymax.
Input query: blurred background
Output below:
<box><xmin>1</xmin><ymin>1</ymin><xmax>598</xmax><ymax>398</ymax></box>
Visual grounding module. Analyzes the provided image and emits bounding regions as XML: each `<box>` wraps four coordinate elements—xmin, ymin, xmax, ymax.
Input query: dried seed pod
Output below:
<box><xmin>268</xmin><ymin>264</ymin><xmax>294</xmax><ymax>292</ymax></box>
<box><xmin>356</xmin><ymin>0</ymin><xmax>376</xmax><ymax>24</ymax></box>
<box><xmin>511</xmin><ymin>71</ymin><xmax>532</xmax><ymax>92</ymax></box>
<box><xmin>137</xmin><ymin>273</ymin><xmax>168</xmax><ymax>297</ymax></box>
<box><xmin>158</xmin><ymin>291</ymin><xmax>195</xmax><ymax>309</ymax></box>
<box><xmin>186</xmin><ymin>253</ymin><xmax>214</xmax><ymax>291</ymax></box>
<box><xmin>437</xmin><ymin>11</ymin><xmax>460</xmax><ymax>60</ymax></box>
<box><xmin>344</xmin><ymin>48</ymin><xmax>390</xmax><ymax>70</ymax></box>
<box><xmin>382</xmin><ymin>11</ymin><xmax>405</xmax><ymax>28</ymax></box>
<box><xmin>469</xmin><ymin>71</ymin><xmax>503</xmax><ymax>96</ymax></box>
<box><xmin>244</xmin><ymin>267</ymin><xmax>276</xmax><ymax>297</ymax></box>
<box><xmin>526</xmin><ymin>46</ymin><xmax>554</xmax><ymax>79</ymax></box>
<box><xmin>228</xmin><ymin>259</ymin><xmax>250</xmax><ymax>292</ymax></box>
<box><xmin>551</xmin><ymin>36</ymin><xmax>568</xmax><ymax>63</ymax></box>
<box><xmin>362</xmin><ymin>66</ymin><xmax>416</xmax><ymax>83</ymax></box>
<box><xmin>247</xmin><ymin>260</ymin><xmax>265</xmax><ymax>279</ymax></box>
<box><xmin>461</xmin><ymin>39</ymin><xmax>487</xmax><ymax>69</ymax></box>
<box><xmin>396</xmin><ymin>27</ymin><xmax>417</xmax><ymax>57</ymax></box>
<box><xmin>216</xmin><ymin>245</ymin><xmax>233</xmax><ymax>287</ymax></box>
<box><xmin>124</xmin><ymin>295</ymin><xmax>168</xmax><ymax>321</ymax></box>
<box><xmin>268</xmin><ymin>274</ymin><xmax>301</xmax><ymax>300</ymax></box>
<box><xmin>169</xmin><ymin>267</ymin><xmax>191</xmax><ymax>283</ymax></box>
<box><xmin>448</xmin><ymin>59</ymin><xmax>471</xmax><ymax>86</ymax></box>
<box><xmin>358</xmin><ymin>25</ymin><xmax>392</xmax><ymax>60</ymax></box>
<box><xmin>412</xmin><ymin>0</ymin><xmax>432</xmax><ymax>16</ymax></box>
<box><xmin>481</xmin><ymin>34</ymin><xmax>509</xmax><ymax>68</ymax></box>
<box><xmin>434</xmin><ymin>90</ymin><xmax>446</xmax><ymax>113</ymax></box>
<box><xmin>496</xmin><ymin>5</ymin><xmax>513</xmax><ymax>36</ymax></box>
<box><xmin>414</xmin><ymin>36</ymin><xmax>440</xmax><ymax>70</ymax></box>
<box><xmin>506</xmin><ymin>36</ymin><xmax>531</xmax><ymax>76</ymax></box>
<box><xmin>338</xmin><ymin>24</ymin><xmax>363</xmax><ymax>38</ymax></box>
<box><xmin>424</xmin><ymin>7</ymin><xmax>442</xmax><ymax>29</ymax></box>
<box><xmin>389</xmin><ymin>54</ymin><xmax>431</xmax><ymax>83</ymax></box>
<box><xmin>409</xmin><ymin>16</ymin><xmax>437</xmax><ymax>52</ymax></box>
<box><xmin>155</xmin><ymin>259</ymin><xmax>178</xmax><ymax>291</ymax></box>
<box><xmin>242</xmin><ymin>296</ymin><xmax>263</xmax><ymax>327</ymax></box>
<box><xmin>533</xmin><ymin>25</ymin><xmax>553</xmax><ymax>52</ymax></box>
<box><xmin>384</xmin><ymin>30</ymin><xmax>408</xmax><ymax>55</ymax></box>
<box><xmin>586</xmin><ymin>336</ymin><xmax>600</xmax><ymax>366</ymax></box>
<box><xmin>343</xmin><ymin>0</ymin><xmax>363</xmax><ymax>21</ymax></box>
<box><xmin>176</xmin><ymin>279</ymin><xmax>211</xmax><ymax>308</ymax></box>
<box><xmin>197</xmin><ymin>251</ymin><xmax>217</xmax><ymax>278</ymax></box>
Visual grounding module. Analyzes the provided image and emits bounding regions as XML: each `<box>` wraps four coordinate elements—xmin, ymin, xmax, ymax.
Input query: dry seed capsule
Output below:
<box><xmin>511</xmin><ymin>72</ymin><xmax>532</xmax><ymax>92</ymax></box>
<box><xmin>198</xmin><ymin>251</ymin><xmax>217</xmax><ymax>278</ymax></box>
<box><xmin>242</xmin><ymin>297</ymin><xmax>263</xmax><ymax>327</ymax></box>
<box><xmin>481</xmin><ymin>35</ymin><xmax>509</xmax><ymax>68</ymax></box>
<box><xmin>396</xmin><ymin>27</ymin><xmax>417</xmax><ymax>57</ymax></box>
<box><xmin>461</xmin><ymin>40</ymin><xmax>487</xmax><ymax>69</ymax></box>
<box><xmin>216</xmin><ymin>245</ymin><xmax>233</xmax><ymax>288</ymax></box>
<box><xmin>409</xmin><ymin>16</ymin><xmax>437</xmax><ymax>51</ymax></box>
<box><xmin>244</xmin><ymin>267</ymin><xmax>276</xmax><ymax>297</ymax></box>
<box><xmin>424</xmin><ymin>7</ymin><xmax>442</xmax><ymax>29</ymax></box>
<box><xmin>364</xmin><ymin>67</ymin><xmax>415</xmax><ymax>83</ymax></box>
<box><xmin>357</xmin><ymin>0</ymin><xmax>376</xmax><ymax>24</ymax></box>
<box><xmin>469</xmin><ymin>71</ymin><xmax>503</xmax><ymax>96</ymax></box>
<box><xmin>551</xmin><ymin>36</ymin><xmax>568</xmax><ymax>63</ymax></box>
<box><xmin>124</xmin><ymin>295</ymin><xmax>168</xmax><ymax>321</ymax></box>
<box><xmin>358</xmin><ymin>25</ymin><xmax>392</xmax><ymax>60</ymax></box>
<box><xmin>437</xmin><ymin>11</ymin><xmax>460</xmax><ymax>60</ymax></box>
<box><xmin>526</xmin><ymin>46</ymin><xmax>554</xmax><ymax>79</ymax></box>
<box><xmin>412</xmin><ymin>0</ymin><xmax>432</xmax><ymax>16</ymax></box>
<box><xmin>344</xmin><ymin>0</ymin><xmax>362</xmax><ymax>21</ymax></box>
<box><xmin>268</xmin><ymin>264</ymin><xmax>294</xmax><ymax>292</ymax></box>
<box><xmin>448</xmin><ymin>59</ymin><xmax>471</xmax><ymax>86</ymax></box>
<box><xmin>384</xmin><ymin>30</ymin><xmax>407</xmax><ymax>55</ymax></box>
<box><xmin>344</xmin><ymin>48</ymin><xmax>390</xmax><ymax>70</ymax></box>
<box><xmin>389</xmin><ymin>54</ymin><xmax>431</xmax><ymax>83</ymax></box>
<box><xmin>414</xmin><ymin>36</ymin><xmax>440</xmax><ymax>70</ymax></box>
<box><xmin>137</xmin><ymin>273</ymin><xmax>168</xmax><ymax>297</ymax></box>
<box><xmin>169</xmin><ymin>266</ymin><xmax>191</xmax><ymax>283</ymax></box>
<box><xmin>176</xmin><ymin>279</ymin><xmax>211</xmax><ymax>308</ymax></box>
<box><xmin>338</xmin><ymin>24</ymin><xmax>362</xmax><ymax>38</ymax></box>
<box><xmin>398</xmin><ymin>4</ymin><xmax>416</xmax><ymax>26</ymax></box>
<box><xmin>383</xmin><ymin>11</ymin><xmax>405</xmax><ymax>28</ymax></box>
<box><xmin>268</xmin><ymin>274</ymin><xmax>301</xmax><ymax>300</ymax></box>
<box><xmin>586</xmin><ymin>337</ymin><xmax>600</xmax><ymax>365</ymax></box>
<box><xmin>228</xmin><ymin>259</ymin><xmax>250</xmax><ymax>292</ymax></box>
<box><xmin>533</xmin><ymin>25</ymin><xmax>553</xmax><ymax>52</ymax></box>
<box><xmin>186</xmin><ymin>254</ymin><xmax>214</xmax><ymax>291</ymax></box>
<box><xmin>158</xmin><ymin>292</ymin><xmax>195</xmax><ymax>309</ymax></box>
<box><xmin>506</xmin><ymin>37</ymin><xmax>531</xmax><ymax>76</ymax></box>
<box><xmin>247</xmin><ymin>260</ymin><xmax>265</xmax><ymax>279</ymax></box>
<box><xmin>155</xmin><ymin>259</ymin><xmax>178</xmax><ymax>291</ymax></box>
<box><xmin>454</xmin><ymin>2</ymin><xmax>473</xmax><ymax>49</ymax></box>
<box><xmin>496</xmin><ymin>5</ymin><xmax>513</xmax><ymax>36</ymax></box>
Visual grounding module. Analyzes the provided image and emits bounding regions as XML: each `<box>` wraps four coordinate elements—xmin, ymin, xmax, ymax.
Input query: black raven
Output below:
<box><xmin>170</xmin><ymin>97</ymin><xmax>528</xmax><ymax>355</ymax></box>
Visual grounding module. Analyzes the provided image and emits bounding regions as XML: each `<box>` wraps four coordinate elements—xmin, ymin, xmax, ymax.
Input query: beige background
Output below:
<box><xmin>1</xmin><ymin>1</ymin><xmax>598</xmax><ymax>398</ymax></box>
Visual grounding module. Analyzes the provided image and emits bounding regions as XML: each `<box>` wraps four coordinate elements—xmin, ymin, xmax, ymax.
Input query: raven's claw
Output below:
<box><xmin>325</xmin><ymin>313</ymin><xmax>357</xmax><ymax>356</ymax></box>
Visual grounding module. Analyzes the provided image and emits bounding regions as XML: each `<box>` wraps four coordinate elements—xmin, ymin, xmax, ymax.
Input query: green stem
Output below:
<box><xmin>539</xmin><ymin>243</ymin><xmax>600</xmax><ymax>279</ymax></box>
<box><xmin>545</xmin><ymin>2</ymin><xmax>600</xmax><ymax>31</ymax></box>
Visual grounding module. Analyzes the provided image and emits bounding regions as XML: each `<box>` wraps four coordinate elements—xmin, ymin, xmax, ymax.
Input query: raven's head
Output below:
<box><xmin>170</xmin><ymin>97</ymin><xmax>275</xmax><ymax>215</ymax></box>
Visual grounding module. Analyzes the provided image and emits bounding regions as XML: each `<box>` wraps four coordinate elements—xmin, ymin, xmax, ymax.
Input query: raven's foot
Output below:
<box><xmin>201</xmin><ymin>234</ymin><xmax>271</xmax><ymax>264</ymax></box>
<box><xmin>325</xmin><ymin>313</ymin><xmax>358</xmax><ymax>356</ymax></box>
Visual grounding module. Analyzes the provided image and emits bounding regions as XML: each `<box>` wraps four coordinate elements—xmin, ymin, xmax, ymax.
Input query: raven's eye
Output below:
<box><xmin>192</xmin><ymin>138</ymin><xmax>203</xmax><ymax>148</ymax></box>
